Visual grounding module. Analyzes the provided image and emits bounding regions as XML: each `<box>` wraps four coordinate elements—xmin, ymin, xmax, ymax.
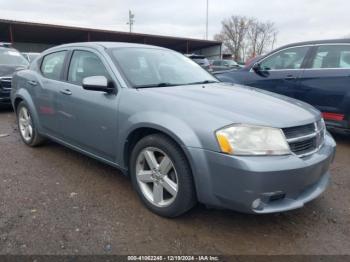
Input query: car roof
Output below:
<box><xmin>250</xmin><ymin>38</ymin><xmax>350</xmax><ymax>66</ymax></box>
<box><xmin>53</xmin><ymin>41</ymin><xmax>168</xmax><ymax>50</ymax></box>
<box><xmin>0</xmin><ymin>46</ymin><xmax>19</xmax><ymax>52</ymax></box>
<box><xmin>0</xmin><ymin>42</ymin><xmax>12</xmax><ymax>48</ymax></box>
<box><xmin>275</xmin><ymin>38</ymin><xmax>350</xmax><ymax>51</ymax></box>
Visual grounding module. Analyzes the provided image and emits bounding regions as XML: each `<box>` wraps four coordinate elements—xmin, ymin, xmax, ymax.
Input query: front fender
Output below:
<box><xmin>117</xmin><ymin>111</ymin><xmax>203</xmax><ymax>168</ymax></box>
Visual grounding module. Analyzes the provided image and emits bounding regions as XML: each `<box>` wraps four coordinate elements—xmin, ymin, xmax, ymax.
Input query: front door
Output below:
<box><xmin>246</xmin><ymin>46</ymin><xmax>311</xmax><ymax>99</ymax></box>
<box><xmin>55</xmin><ymin>50</ymin><xmax>119</xmax><ymax>162</ymax></box>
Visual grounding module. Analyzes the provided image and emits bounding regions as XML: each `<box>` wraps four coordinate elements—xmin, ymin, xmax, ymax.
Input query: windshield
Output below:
<box><xmin>191</xmin><ymin>57</ymin><xmax>210</xmax><ymax>66</ymax></box>
<box><xmin>0</xmin><ymin>48</ymin><xmax>29</xmax><ymax>66</ymax></box>
<box><xmin>110</xmin><ymin>48</ymin><xmax>218</xmax><ymax>88</ymax></box>
<box><xmin>225</xmin><ymin>60</ymin><xmax>238</xmax><ymax>66</ymax></box>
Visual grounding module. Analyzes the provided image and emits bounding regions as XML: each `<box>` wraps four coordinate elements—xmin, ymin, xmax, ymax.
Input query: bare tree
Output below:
<box><xmin>215</xmin><ymin>15</ymin><xmax>278</xmax><ymax>61</ymax></box>
<box><xmin>246</xmin><ymin>18</ymin><xmax>260</xmax><ymax>58</ymax></box>
<box><xmin>214</xmin><ymin>16</ymin><xmax>251</xmax><ymax>61</ymax></box>
<box><xmin>254</xmin><ymin>21</ymin><xmax>277</xmax><ymax>56</ymax></box>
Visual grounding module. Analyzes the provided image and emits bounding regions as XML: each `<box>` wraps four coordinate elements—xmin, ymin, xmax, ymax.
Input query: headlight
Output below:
<box><xmin>317</xmin><ymin>118</ymin><xmax>326</xmax><ymax>131</ymax></box>
<box><xmin>216</xmin><ymin>124</ymin><xmax>291</xmax><ymax>156</ymax></box>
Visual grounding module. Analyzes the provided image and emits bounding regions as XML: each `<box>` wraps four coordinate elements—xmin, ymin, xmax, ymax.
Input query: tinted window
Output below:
<box><xmin>213</xmin><ymin>60</ymin><xmax>221</xmax><ymax>66</ymax></box>
<box><xmin>260</xmin><ymin>46</ymin><xmax>309</xmax><ymax>70</ymax></box>
<box><xmin>41</xmin><ymin>51</ymin><xmax>67</xmax><ymax>80</ymax></box>
<box><xmin>68</xmin><ymin>51</ymin><xmax>110</xmax><ymax>85</ymax></box>
<box><xmin>110</xmin><ymin>48</ymin><xmax>217</xmax><ymax>87</ymax></box>
<box><xmin>0</xmin><ymin>48</ymin><xmax>28</xmax><ymax>66</ymax></box>
<box><xmin>311</xmin><ymin>45</ymin><xmax>350</xmax><ymax>69</ymax></box>
<box><xmin>192</xmin><ymin>58</ymin><xmax>210</xmax><ymax>66</ymax></box>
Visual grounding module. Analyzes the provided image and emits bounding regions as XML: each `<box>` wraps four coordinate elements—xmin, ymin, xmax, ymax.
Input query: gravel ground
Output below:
<box><xmin>0</xmin><ymin>108</ymin><xmax>349</xmax><ymax>255</ymax></box>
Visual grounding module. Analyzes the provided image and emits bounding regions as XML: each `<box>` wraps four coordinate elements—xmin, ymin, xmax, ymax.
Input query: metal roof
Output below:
<box><xmin>0</xmin><ymin>19</ymin><xmax>221</xmax><ymax>53</ymax></box>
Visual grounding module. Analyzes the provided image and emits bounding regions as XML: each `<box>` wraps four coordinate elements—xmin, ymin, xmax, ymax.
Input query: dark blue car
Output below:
<box><xmin>215</xmin><ymin>39</ymin><xmax>350</xmax><ymax>133</ymax></box>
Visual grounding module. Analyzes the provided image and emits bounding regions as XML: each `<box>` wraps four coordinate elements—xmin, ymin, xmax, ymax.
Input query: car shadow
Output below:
<box><xmin>331</xmin><ymin>131</ymin><xmax>350</xmax><ymax>145</ymax></box>
<box><xmin>0</xmin><ymin>106</ymin><xmax>14</xmax><ymax>113</ymax></box>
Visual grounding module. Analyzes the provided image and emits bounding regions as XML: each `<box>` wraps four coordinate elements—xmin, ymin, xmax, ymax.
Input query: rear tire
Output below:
<box><xmin>130</xmin><ymin>134</ymin><xmax>196</xmax><ymax>217</ymax></box>
<box><xmin>17</xmin><ymin>101</ymin><xmax>46</xmax><ymax>147</ymax></box>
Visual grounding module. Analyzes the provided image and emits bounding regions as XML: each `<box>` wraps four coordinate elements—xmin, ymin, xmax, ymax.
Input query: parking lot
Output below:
<box><xmin>0</xmin><ymin>108</ymin><xmax>349</xmax><ymax>255</ymax></box>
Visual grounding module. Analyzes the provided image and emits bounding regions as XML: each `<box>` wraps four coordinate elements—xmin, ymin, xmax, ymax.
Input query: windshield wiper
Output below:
<box><xmin>134</xmin><ymin>80</ymin><xmax>218</xmax><ymax>89</ymax></box>
<box><xmin>134</xmin><ymin>82</ymin><xmax>180</xmax><ymax>89</ymax></box>
<box><xmin>185</xmin><ymin>80</ymin><xmax>219</xmax><ymax>85</ymax></box>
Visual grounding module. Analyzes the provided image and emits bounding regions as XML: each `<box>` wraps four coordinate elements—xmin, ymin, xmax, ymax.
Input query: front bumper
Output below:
<box><xmin>186</xmin><ymin>132</ymin><xmax>336</xmax><ymax>214</ymax></box>
<box><xmin>0</xmin><ymin>83</ymin><xmax>11</xmax><ymax>104</ymax></box>
<box><xmin>0</xmin><ymin>96</ymin><xmax>11</xmax><ymax>104</ymax></box>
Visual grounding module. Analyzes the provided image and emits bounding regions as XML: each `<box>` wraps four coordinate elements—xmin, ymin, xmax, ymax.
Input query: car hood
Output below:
<box><xmin>0</xmin><ymin>65</ymin><xmax>26</xmax><ymax>77</ymax></box>
<box><xmin>214</xmin><ymin>69</ymin><xmax>248</xmax><ymax>83</ymax></box>
<box><xmin>139</xmin><ymin>83</ymin><xmax>320</xmax><ymax>128</ymax></box>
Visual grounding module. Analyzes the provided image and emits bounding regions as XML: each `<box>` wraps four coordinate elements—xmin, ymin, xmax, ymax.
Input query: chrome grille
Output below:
<box><xmin>283</xmin><ymin>120</ymin><xmax>325</xmax><ymax>157</ymax></box>
<box><xmin>0</xmin><ymin>77</ymin><xmax>12</xmax><ymax>91</ymax></box>
<box><xmin>283</xmin><ymin>123</ymin><xmax>315</xmax><ymax>139</ymax></box>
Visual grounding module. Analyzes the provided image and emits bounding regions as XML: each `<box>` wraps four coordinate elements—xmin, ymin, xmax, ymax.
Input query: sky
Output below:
<box><xmin>0</xmin><ymin>0</ymin><xmax>349</xmax><ymax>48</ymax></box>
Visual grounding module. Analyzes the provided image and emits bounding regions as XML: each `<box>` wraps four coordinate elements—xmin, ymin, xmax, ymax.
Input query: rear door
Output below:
<box><xmin>299</xmin><ymin>44</ymin><xmax>350</xmax><ymax>124</ymax></box>
<box><xmin>245</xmin><ymin>46</ymin><xmax>311</xmax><ymax>98</ymax></box>
<box><xmin>35</xmin><ymin>50</ymin><xmax>68</xmax><ymax>135</ymax></box>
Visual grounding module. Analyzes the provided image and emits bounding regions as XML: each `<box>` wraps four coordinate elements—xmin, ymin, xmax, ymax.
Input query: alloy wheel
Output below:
<box><xmin>18</xmin><ymin>106</ymin><xmax>33</xmax><ymax>142</ymax></box>
<box><xmin>135</xmin><ymin>147</ymin><xmax>179</xmax><ymax>207</ymax></box>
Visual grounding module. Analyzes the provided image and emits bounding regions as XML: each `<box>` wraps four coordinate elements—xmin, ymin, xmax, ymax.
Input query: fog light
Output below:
<box><xmin>252</xmin><ymin>199</ymin><xmax>262</xmax><ymax>210</ymax></box>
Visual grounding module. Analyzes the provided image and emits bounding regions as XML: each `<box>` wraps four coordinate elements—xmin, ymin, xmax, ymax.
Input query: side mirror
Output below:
<box><xmin>82</xmin><ymin>76</ymin><xmax>114</xmax><ymax>93</ymax></box>
<box><xmin>252</xmin><ymin>63</ymin><xmax>262</xmax><ymax>73</ymax></box>
<box><xmin>252</xmin><ymin>63</ymin><xmax>270</xmax><ymax>77</ymax></box>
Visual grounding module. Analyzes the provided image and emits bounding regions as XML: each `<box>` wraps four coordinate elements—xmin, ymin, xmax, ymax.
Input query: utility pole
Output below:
<box><xmin>127</xmin><ymin>10</ymin><xmax>135</xmax><ymax>33</ymax></box>
<box><xmin>205</xmin><ymin>0</ymin><xmax>209</xmax><ymax>40</ymax></box>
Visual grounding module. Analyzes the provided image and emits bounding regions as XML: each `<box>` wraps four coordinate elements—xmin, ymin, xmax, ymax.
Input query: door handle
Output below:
<box><xmin>284</xmin><ymin>75</ymin><xmax>297</xmax><ymax>80</ymax></box>
<box><xmin>285</xmin><ymin>75</ymin><xmax>297</xmax><ymax>80</ymax></box>
<box><xmin>28</xmin><ymin>80</ymin><xmax>37</xmax><ymax>86</ymax></box>
<box><xmin>60</xmin><ymin>89</ymin><xmax>72</xmax><ymax>95</ymax></box>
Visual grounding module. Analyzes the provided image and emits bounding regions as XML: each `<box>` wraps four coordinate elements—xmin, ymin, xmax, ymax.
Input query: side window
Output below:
<box><xmin>260</xmin><ymin>46</ymin><xmax>309</xmax><ymax>70</ymax></box>
<box><xmin>68</xmin><ymin>50</ymin><xmax>110</xmax><ymax>86</ymax></box>
<box><xmin>213</xmin><ymin>61</ymin><xmax>221</xmax><ymax>66</ymax></box>
<box><xmin>311</xmin><ymin>45</ymin><xmax>350</xmax><ymax>69</ymax></box>
<box><xmin>41</xmin><ymin>51</ymin><xmax>67</xmax><ymax>80</ymax></box>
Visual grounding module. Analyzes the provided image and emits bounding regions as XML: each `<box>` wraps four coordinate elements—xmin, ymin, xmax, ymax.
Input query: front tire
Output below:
<box><xmin>17</xmin><ymin>101</ymin><xmax>45</xmax><ymax>147</ymax></box>
<box><xmin>130</xmin><ymin>134</ymin><xmax>196</xmax><ymax>217</ymax></box>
